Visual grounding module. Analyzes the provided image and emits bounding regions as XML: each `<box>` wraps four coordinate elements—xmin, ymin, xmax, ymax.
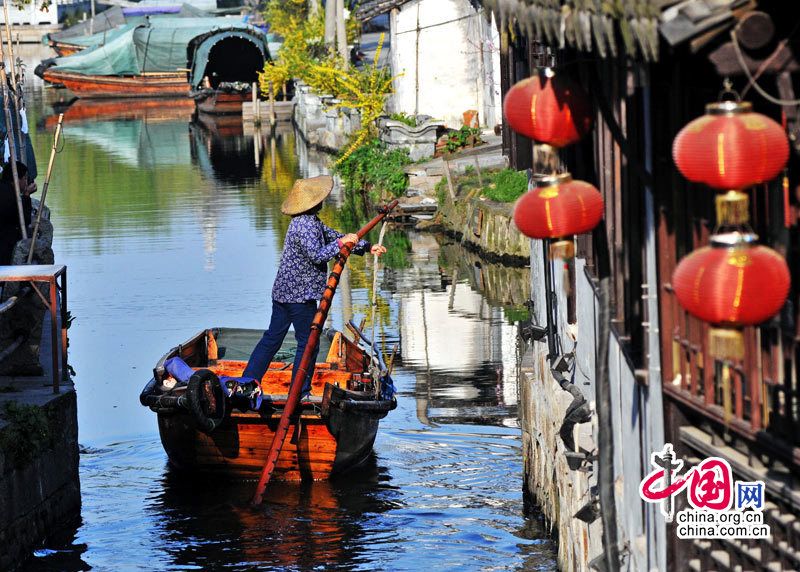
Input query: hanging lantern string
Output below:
<box><xmin>717</xmin><ymin>78</ymin><xmax>741</xmax><ymax>103</ymax></box>
<box><xmin>731</xmin><ymin>30</ymin><xmax>800</xmax><ymax>106</ymax></box>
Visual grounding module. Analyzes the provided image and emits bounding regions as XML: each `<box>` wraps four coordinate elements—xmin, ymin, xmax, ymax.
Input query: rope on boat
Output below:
<box><xmin>369</xmin><ymin>221</ymin><xmax>388</xmax><ymax>379</ymax></box>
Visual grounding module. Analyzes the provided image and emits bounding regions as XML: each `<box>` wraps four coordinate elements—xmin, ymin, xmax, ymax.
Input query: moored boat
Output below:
<box><xmin>41</xmin><ymin>69</ymin><xmax>189</xmax><ymax>99</ymax></box>
<box><xmin>37</xmin><ymin>17</ymin><xmax>270</xmax><ymax>101</ymax></box>
<box><xmin>139</xmin><ymin>327</ymin><xmax>397</xmax><ymax>481</ymax></box>
<box><xmin>192</xmin><ymin>83</ymin><xmax>252</xmax><ymax>114</ymax></box>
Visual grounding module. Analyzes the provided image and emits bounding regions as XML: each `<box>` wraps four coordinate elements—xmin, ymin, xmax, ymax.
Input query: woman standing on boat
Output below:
<box><xmin>243</xmin><ymin>175</ymin><xmax>387</xmax><ymax>397</ymax></box>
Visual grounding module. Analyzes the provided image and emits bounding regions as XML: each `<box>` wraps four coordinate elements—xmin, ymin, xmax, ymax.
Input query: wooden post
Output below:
<box><xmin>336</xmin><ymin>0</ymin><xmax>348</xmax><ymax>68</ymax></box>
<box><xmin>473</xmin><ymin>156</ymin><xmax>483</xmax><ymax>187</ymax></box>
<box><xmin>269</xmin><ymin>81</ymin><xmax>276</xmax><ymax>126</ymax></box>
<box><xmin>28</xmin><ymin>114</ymin><xmax>64</xmax><ymax>263</ymax></box>
<box><xmin>0</xmin><ymin>22</ymin><xmax>25</xmax><ymax>239</ymax></box>
<box><xmin>252</xmin><ymin>82</ymin><xmax>260</xmax><ymax>126</ymax></box>
<box><xmin>442</xmin><ymin>156</ymin><xmax>456</xmax><ymax>200</ymax></box>
<box><xmin>251</xmin><ymin>200</ymin><xmax>398</xmax><ymax>504</ymax></box>
<box><xmin>324</xmin><ymin>0</ymin><xmax>336</xmax><ymax>50</ymax></box>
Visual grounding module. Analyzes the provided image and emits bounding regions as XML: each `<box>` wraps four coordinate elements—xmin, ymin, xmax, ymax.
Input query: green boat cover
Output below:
<box><xmin>61</xmin><ymin>20</ymin><xmax>146</xmax><ymax>49</ymax></box>
<box><xmin>49</xmin><ymin>17</ymin><xmax>269</xmax><ymax>86</ymax></box>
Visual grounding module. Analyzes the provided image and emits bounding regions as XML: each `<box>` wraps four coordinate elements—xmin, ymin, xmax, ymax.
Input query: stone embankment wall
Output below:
<box><xmin>293</xmin><ymin>83</ymin><xmax>360</xmax><ymax>153</ymax></box>
<box><xmin>0</xmin><ymin>202</ymin><xmax>81</xmax><ymax>570</ymax></box>
<box><xmin>437</xmin><ymin>192</ymin><xmax>530</xmax><ymax>265</ymax></box>
<box><xmin>0</xmin><ymin>390</ymin><xmax>80</xmax><ymax>571</ymax></box>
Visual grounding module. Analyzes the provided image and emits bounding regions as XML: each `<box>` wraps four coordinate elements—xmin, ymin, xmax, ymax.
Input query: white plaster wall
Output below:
<box><xmin>525</xmin><ymin>238</ymin><xmax>667</xmax><ymax>570</ymax></box>
<box><xmin>389</xmin><ymin>0</ymin><xmax>500</xmax><ymax>128</ymax></box>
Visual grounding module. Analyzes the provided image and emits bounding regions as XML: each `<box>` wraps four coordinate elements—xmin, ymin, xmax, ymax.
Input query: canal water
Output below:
<box><xmin>20</xmin><ymin>47</ymin><xmax>556</xmax><ymax>571</ymax></box>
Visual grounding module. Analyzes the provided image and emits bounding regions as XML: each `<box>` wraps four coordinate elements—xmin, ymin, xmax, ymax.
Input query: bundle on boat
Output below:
<box><xmin>139</xmin><ymin>327</ymin><xmax>397</xmax><ymax>482</ymax></box>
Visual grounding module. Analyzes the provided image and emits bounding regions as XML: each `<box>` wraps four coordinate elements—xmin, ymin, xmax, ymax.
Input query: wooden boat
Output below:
<box><xmin>48</xmin><ymin>40</ymin><xmax>84</xmax><ymax>57</ymax></box>
<box><xmin>37</xmin><ymin>18</ymin><xmax>269</xmax><ymax>100</ymax></box>
<box><xmin>40</xmin><ymin>69</ymin><xmax>190</xmax><ymax>98</ymax></box>
<box><xmin>192</xmin><ymin>87</ymin><xmax>251</xmax><ymax>115</ymax></box>
<box><xmin>139</xmin><ymin>327</ymin><xmax>397</xmax><ymax>481</ymax></box>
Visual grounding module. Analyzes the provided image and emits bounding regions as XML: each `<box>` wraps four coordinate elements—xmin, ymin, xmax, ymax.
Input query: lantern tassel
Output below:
<box><xmin>783</xmin><ymin>170</ymin><xmax>791</xmax><ymax>229</ymax></box>
<box><xmin>721</xmin><ymin>362</ymin><xmax>732</xmax><ymax>425</ymax></box>
<box><xmin>709</xmin><ymin>327</ymin><xmax>745</xmax><ymax>361</ymax></box>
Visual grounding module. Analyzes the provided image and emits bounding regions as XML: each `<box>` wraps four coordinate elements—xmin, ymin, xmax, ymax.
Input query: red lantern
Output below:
<box><xmin>673</xmin><ymin>101</ymin><xmax>788</xmax><ymax>190</ymax></box>
<box><xmin>671</xmin><ymin>232</ymin><xmax>790</xmax><ymax>359</ymax></box>
<box><xmin>503</xmin><ymin>69</ymin><xmax>593</xmax><ymax>148</ymax></box>
<box><xmin>513</xmin><ymin>173</ymin><xmax>604</xmax><ymax>258</ymax></box>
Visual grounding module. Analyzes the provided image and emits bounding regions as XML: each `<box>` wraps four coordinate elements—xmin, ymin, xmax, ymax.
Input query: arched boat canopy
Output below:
<box><xmin>189</xmin><ymin>30</ymin><xmax>268</xmax><ymax>87</ymax></box>
<box><xmin>45</xmin><ymin>17</ymin><xmax>269</xmax><ymax>80</ymax></box>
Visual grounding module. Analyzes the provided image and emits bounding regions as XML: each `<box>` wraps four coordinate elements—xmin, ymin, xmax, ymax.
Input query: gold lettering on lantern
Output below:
<box><xmin>727</xmin><ymin>252</ymin><xmax>752</xmax><ymax>267</ymax></box>
<box><xmin>741</xmin><ymin>115</ymin><xmax>766</xmax><ymax>131</ymax></box>
<box><xmin>531</xmin><ymin>93</ymin><xmax>538</xmax><ymax>126</ymax></box>
<box><xmin>717</xmin><ymin>133</ymin><xmax>725</xmax><ymax>176</ymax></box>
<box><xmin>538</xmin><ymin>186</ymin><xmax>560</xmax><ymax>199</ymax></box>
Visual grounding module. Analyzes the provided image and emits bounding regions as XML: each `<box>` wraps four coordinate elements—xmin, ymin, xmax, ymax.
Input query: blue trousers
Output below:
<box><xmin>243</xmin><ymin>300</ymin><xmax>320</xmax><ymax>395</ymax></box>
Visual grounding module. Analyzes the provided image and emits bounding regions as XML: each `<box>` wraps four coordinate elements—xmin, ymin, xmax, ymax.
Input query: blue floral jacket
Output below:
<box><xmin>271</xmin><ymin>214</ymin><xmax>370</xmax><ymax>303</ymax></box>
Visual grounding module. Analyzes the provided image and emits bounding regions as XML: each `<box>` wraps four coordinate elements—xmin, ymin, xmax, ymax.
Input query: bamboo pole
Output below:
<box><xmin>27</xmin><ymin>114</ymin><xmax>63</xmax><ymax>263</ymax></box>
<box><xmin>0</xmin><ymin>22</ymin><xmax>25</xmax><ymax>239</ymax></box>
<box><xmin>369</xmin><ymin>222</ymin><xmax>388</xmax><ymax>370</ymax></box>
<box><xmin>2</xmin><ymin>2</ymin><xmax>24</xmax><ymax>160</ymax></box>
<box><xmin>251</xmin><ymin>200</ymin><xmax>398</xmax><ymax>504</ymax></box>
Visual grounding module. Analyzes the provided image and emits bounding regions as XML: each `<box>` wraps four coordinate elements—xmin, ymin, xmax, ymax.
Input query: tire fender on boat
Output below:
<box><xmin>186</xmin><ymin>369</ymin><xmax>226</xmax><ymax>433</ymax></box>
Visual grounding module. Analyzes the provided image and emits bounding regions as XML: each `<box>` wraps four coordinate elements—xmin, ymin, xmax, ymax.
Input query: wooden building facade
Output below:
<box><xmin>488</xmin><ymin>0</ymin><xmax>800</xmax><ymax>569</ymax></box>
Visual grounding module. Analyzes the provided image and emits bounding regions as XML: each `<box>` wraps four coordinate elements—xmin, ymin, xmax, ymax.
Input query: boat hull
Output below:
<box><xmin>157</xmin><ymin>405</ymin><xmax>382</xmax><ymax>481</ymax></box>
<box><xmin>143</xmin><ymin>328</ymin><xmax>396</xmax><ymax>482</ymax></box>
<box><xmin>193</xmin><ymin>90</ymin><xmax>249</xmax><ymax>115</ymax></box>
<box><xmin>42</xmin><ymin>69</ymin><xmax>190</xmax><ymax>98</ymax></box>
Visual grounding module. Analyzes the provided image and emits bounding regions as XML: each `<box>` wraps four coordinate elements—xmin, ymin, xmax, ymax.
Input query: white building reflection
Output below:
<box><xmin>390</xmin><ymin>232</ymin><xmax>522</xmax><ymax>426</ymax></box>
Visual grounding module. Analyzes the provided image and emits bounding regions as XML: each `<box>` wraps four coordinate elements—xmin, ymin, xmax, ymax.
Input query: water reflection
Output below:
<box><xmin>390</xmin><ymin>232</ymin><xmax>523</xmax><ymax>427</ymax></box>
<box><xmin>19</xmin><ymin>60</ymin><xmax>555</xmax><ymax>570</ymax></box>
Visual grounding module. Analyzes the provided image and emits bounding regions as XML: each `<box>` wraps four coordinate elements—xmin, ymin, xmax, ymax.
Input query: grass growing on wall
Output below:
<box><xmin>483</xmin><ymin>169</ymin><xmax>528</xmax><ymax>202</ymax></box>
<box><xmin>0</xmin><ymin>402</ymin><xmax>52</xmax><ymax>467</ymax></box>
<box><xmin>435</xmin><ymin>167</ymin><xmax>528</xmax><ymax>204</ymax></box>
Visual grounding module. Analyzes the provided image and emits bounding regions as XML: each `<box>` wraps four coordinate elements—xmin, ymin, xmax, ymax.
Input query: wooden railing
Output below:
<box><xmin>661</xmin><ymin>283</ymin><xmax>800</xmax><ymax>467</ymax></box>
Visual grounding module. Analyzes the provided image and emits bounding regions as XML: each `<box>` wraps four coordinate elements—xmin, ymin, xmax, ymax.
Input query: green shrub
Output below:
<box><xmin>335</xmin><ymin>138</ymin><xmax>411</xmax><ymax>202</ymax></box>
<box><xmin>484</xmin><ymin>169</ymin><xmax>528</xmax><ymax>203</ymax></box>
<box><xmin>445</xmin><ymin>126</ymin><xmax>482</xmax><ymax>153</ymax></box>
<box><xmin>0</xmin><ymin>402</ymin><xmax>52</xmax><ymax>467</ymax></box>
<box><xmin>503</xmin><ymin>305</ymin><xmax>530</xmax><ymax>323</ymax></box>
<box><xmin>388</xmin><ymin>112</ymin><xmax>418</xmax><ymax>128</ymax></box>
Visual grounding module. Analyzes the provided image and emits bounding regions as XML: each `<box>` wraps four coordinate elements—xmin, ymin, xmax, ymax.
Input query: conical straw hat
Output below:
<box><xmin>281</xmin><ymin>175</ymin><xmax>334</xmax><ymax>215</ymax></box>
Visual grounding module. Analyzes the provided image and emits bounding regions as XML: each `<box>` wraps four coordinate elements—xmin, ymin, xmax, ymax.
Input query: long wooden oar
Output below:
<box><xmin>251</xmin><ymin>199</ymin><xmax>398</xmax><ymax>504</ymax></box>
<box><xmin>27</xmin><ymin>114</ymin><xmax>64</xmax><ymax>263</ymax></box>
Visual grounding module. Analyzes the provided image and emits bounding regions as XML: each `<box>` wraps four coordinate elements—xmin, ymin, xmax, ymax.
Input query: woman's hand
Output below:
<box><xmin>371</xmin><ymin>244</ymin><xmax>387</xmax><ymax>256</ymax></box>
<box><xmin>340</xmin><ymin>233</ymin><xmax>359</xmax><ymax>245</ymax></box>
